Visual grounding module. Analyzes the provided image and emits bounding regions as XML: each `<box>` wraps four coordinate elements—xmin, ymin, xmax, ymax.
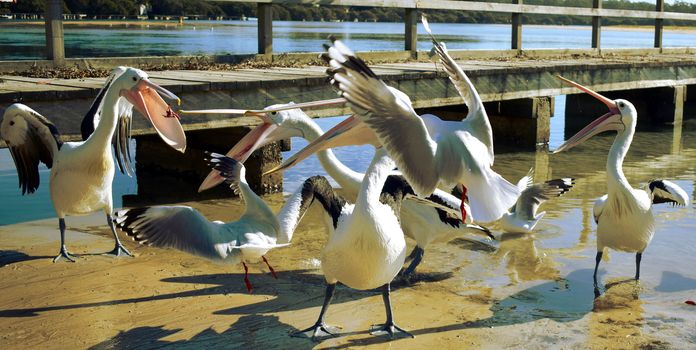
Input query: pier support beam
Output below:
<box><xmin>44</xmin><ymin>0</ymin><xmax>65</xmax><ymax>65</ymax></box>
<box><xmin>124</xmin><ymin>126</ymin><xmax>283</xmax><ymax>206</ymax></box>
<box><xmin>591</xmin><ymin>0</ymin><xmax>602</xmax><ymax>49</ymax></box>
<box><xmin>511</xmin><ymin>0</ymin><xmax>523</xmax><ymax>50</ymax></box>
<box><xmin>487</xmin><ymin>96</ymin><xmax>553</xmax><ymax>151</ymax></box>
<box><xmin>257</xmin><ymin>4</ymin><xmax>273</xmax><ymax>55</ymax></box>
<box><xmin>404</xmin><ymin>8</ymin><xmax>418</xmax><ymax>58</ymax></box>
<box><xmin>564</xmin><ymin>86</ymin><xmax>685</xmax><ymax>138</ymax></box>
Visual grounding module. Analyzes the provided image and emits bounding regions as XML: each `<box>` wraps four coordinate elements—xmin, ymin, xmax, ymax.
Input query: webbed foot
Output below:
<box><xmin>291</xmin><ymin>323</ymin><xmax>341</xmax><ymax>341</ymax></box>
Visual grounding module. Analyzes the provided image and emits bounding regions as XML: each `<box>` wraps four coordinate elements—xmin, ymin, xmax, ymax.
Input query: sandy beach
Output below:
<box><xmin>1</xmin><ymin>169</ymin><xmax>695</xmax><ymax>349</ymax></box>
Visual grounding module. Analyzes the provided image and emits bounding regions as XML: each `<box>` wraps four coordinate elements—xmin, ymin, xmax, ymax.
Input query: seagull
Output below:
<box><xmin>552</xmin><ymin>76</ymin><xmax>689</xmax><ymax>294</ymax></box>
<box><xmin>318</xmin><ymin>19</ymin><xmax>520</xmax><ymax>223</ymax></box>
<box><xmin>500</xmin><ymin>170</ymin><xmax>575</xmax><ymax>234</ymax></box>
<box><xmin>115</xmin><ymin>153</ymin><xmax>289</xmax><ymax>294</ymax></box>
<box><xmin>0</xmin><ymin>67</ymin><xmax>186</xmax><ymax>262</ymax></box>
<box><xmin>183</xmin><ymin>103</ymin><xmax>492</xmax><ymax>281</ymax></box>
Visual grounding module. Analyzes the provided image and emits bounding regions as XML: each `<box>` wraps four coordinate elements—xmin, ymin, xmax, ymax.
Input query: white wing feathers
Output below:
<box><xmin>115</xmin><ymin>206</ymin><xmax>232</xmax><ymax>260</ymax></box>
<box><xmin>323</xmin><ymin>37</ymin><xmax>440</xmax><ymax>196</ymax></box>
<box><xmin>646</xmin><ymin>179</ymin><xmax>689</xmax><ymax>206</ymax></box>
<box><xmin>1</xmin><ymin>104</ymin><xmax>61</xmax><ymax>194</ymax></box>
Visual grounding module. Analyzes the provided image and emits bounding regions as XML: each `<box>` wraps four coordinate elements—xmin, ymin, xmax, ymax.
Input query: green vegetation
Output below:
<box><xmin>7</xmin><ymin>0</ymin><xmax>696</xmax><ymax>26</ymax></box>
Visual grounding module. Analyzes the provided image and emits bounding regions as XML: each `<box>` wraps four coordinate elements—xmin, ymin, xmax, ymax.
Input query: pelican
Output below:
<box><xmin>269</xmin><ymin>145</ymin><xmax>416</xmax><ymax>340</ymax></box>
<box><xmin>115</xmin><ymin>153</ymin><xmax>289</xmax><ymax>294</ymax></box>
<box><xmin>0</xmin><ymin>67</ymin><xmax>186</xmax><ymax>262</ymax></box>
<box><xmin>552</xmin><ymin>76</ymin><xmax>689</xmax><ymax>292</ymax></box>
<box><xmin>319</xmin><ymin>18</ymin><xmax>520</xmax><ymax>223</ymax></box>
<box><xmin>183</xmin><ymin>103</ymin><xmax>491</xmax><ymax>282</ymax></box>
<box><xmin>499</xmin><ymin>172</ymin><xmax>575</xmax><ymax>234</ymax></box>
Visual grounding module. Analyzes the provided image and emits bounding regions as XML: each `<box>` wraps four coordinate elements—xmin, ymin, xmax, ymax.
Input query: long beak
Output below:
<box><xmin>121</xmin><ymin>79</ymin><xmax>186</xmax><ymax>153</ymax></box>
<box><xmin>264</xmin><ymin>115</ymin><xmax>376</xmax><ymax>175</ymax></box>
<box><xmin>553</xmin><ymin>76</ymin><xmax>621</xmax><ymax>153</ymax></box>
<box><xmin>179</xmin><ymin>97</ymin><xmax>347</xmax><ymax>116</ymax></box>
<box><xmin>198</xmin><ymin>122</ymin><xmax>277</xmax><ymax>192</ymax></box>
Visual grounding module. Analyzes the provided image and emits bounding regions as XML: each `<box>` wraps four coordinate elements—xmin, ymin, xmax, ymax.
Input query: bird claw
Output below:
<box><xmin>105</xmin><ymin>244</ymin><xmax>133</xmax><ymax>257</ymax></box>
<box><xmin>370</xmin><ymin>322</ymin><xmax>414</xmax><ymax>339</ymax></box>
<box><xmin>53</xmin><ymin>248</ymin><xmax>76</xmax><ymax>263</ymax></box>
<box><xmin>291</xmin><ymin>323</ymin><xmax>341</xmax><ymax>341</ymax></box>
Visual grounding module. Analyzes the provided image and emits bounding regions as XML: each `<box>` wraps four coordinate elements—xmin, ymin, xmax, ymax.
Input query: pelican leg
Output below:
<box><xmin>104</xmin><ymin>214</ymin><xmax>133</xmax><ymax>257</ymax></box>
<box><xmin>262</xmin><ymin>255</ymin><xmax>278</xmax><ymax>279</ymax></box>
<box><xmin>635</xmin><ymin>252</ymin><xmax>642</xmax><ymax>280</ymax></box>
<box><xmin>242</xmin><ymin>262</ymin><xmax>253</xmax><ymax>294</ymax></box>
<box><xmin>53</xmin><ymin>218</ymin><xmax>76</xmax><ymax>263</ymax></box>
<box><xmin>399</xmin><ymin>246</ymin><xmax>424</xmax><ymax>283</ymax></box>
<box><xmin>370</xmin><ymin>283</ymin><xmax>414</xmax><ymax>339</ymax></box>
<box><xmin>593</xmin><ymin>251</ymin><xmax>603</xmax><ymax>298</ymax></box>
<box><xmin>291</xmin><ymin>283</ymin><xmax>340</xmax><ymax>341</ymax></box>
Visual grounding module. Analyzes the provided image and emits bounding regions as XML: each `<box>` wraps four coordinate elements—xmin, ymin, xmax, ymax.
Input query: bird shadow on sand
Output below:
<box><xmin>0</xmin><ymin>250</ymin><xmax>52</xmax><ymax>266</ymax></box>
<box><xmin>0</xmin><ymin>268</ymin><xmax>453</xmax><ymax>318</ymax></box>
<box><xmin>88</xmin><ymin>314</ymin><xmax>317</xmax><ymax>350</ymax></box>
<box><xmin>325</xmin><ymin>268</ymin><xmax>600</xmax><ymax>349</ymax></box>
<box><xmin>655</xmin><ymin>271</ymin><xmax>696</xmax><ymax>292</ymax></box>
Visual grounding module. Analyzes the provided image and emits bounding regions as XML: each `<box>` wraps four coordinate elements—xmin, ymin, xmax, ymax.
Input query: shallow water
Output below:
<box><xmin>1</xmin><ymin>21</ymin><xmax>696</xmax><ymax>60</ymax></box>
<box><xmin>0</xmin><ymin>120</ymin><xmax>694</xmax><ymax>348</ymax></box>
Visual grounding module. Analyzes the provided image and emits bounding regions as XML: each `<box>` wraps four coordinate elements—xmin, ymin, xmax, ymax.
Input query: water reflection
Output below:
<box><xmin>492</xmin><ymin>233</ymin><xmax>560</xmax><ymax>284</ymax></box>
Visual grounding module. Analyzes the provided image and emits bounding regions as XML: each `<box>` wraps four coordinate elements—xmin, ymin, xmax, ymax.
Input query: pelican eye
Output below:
<box><xmin>132</xmin><ymin>77</ymin><xmax>137</xmax><ymax>82</ymax></box>
<box><xmin>9</xmin><ymin>121</ymin><xmax>14</xmax><ymax>126</ymax></box>
<box><xmin>271</xmin><ymin>111</ymin><xmax>277</xmax><ymax>116</ymax></box>
<box><xmin>618</xmin><ymin>102</ymin><xmax>624</xmax><ymax>108</ymax></box>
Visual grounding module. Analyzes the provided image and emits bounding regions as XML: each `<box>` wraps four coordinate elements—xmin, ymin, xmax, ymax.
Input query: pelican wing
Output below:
<box><xmin>1</xmin><ymin>105</ymin><xmax>61</xmax><ymax>194</ymax></box>
<box><xmin>647</xmin><ymin>179</ymin><xmax>689</xmax><ymax>206</ymax></box>
<box><xmin>323</xmin><ymin>38</ymin><xmax>439</xmax><ymax>196</ymax></box>
<box><xmin>515</xmin><ymin>178</ymin><xmax>574</xmax><ymax>220</ymax></box>
<box><xmin>422</xmin><ymin>16</ymin><xmax>484</xmax><ymax>121</ymax></box>
<box><xmin>115</xmin><ymin>206</ymin><xmax>232</xmax><ymax>260</ymax></box>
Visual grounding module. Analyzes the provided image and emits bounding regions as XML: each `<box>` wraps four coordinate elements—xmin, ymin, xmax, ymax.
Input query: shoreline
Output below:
<box><xmin>1</xmin><ymin>19</ymin><xmax>696</xmax><ymax>33</ymax></box>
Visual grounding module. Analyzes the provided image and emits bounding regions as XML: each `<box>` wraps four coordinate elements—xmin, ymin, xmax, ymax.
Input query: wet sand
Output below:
<box><xmin>2</xmin><ymin>129</ymin><xmax>696</xmax><ymax>349</ymax></box>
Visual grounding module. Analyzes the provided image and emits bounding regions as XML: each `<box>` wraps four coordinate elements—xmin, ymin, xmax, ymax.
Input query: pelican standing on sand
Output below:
<box><xmin>115</xmin><ymin>153</ymin><xmax>289</xmax><ymax>294</ymax></box>
<box><xmin>0</xmin><ymin>67</ymin><xmax>186</xmax><ymax>262</ymax></box>
<box><xmin>552</xmin><ymin>76</ymin><xmax>689</xmax><ymax>291</ymax></box>
<box><xmin>319</xmin><ymin>19</ymin><xmax>520</xmax><ymax>223</ymax></box>
<box><xmin>183</xmin><ymin>103</ymin><xmax>491</xmax><ymax>281</ymax></box>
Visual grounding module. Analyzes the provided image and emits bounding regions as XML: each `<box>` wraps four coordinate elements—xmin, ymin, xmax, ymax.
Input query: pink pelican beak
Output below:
<box><xmin>182</xmin><ymin>98</ymin><xmax>347</xmax><ymax>192</ymax></box>
<box><xmin>553</xmin><ymin>76</ymin><xmax>622</xmax><ymax>154</ymax></box>
<box><xmin>120</xmin><ymin>79</ymin><xmax>187</xmax><ymax>153</ymax></box>
<box><xmin>264</xmin><ymin>115</ymin><xmax>378</xmax><ymax>175</ymax></box>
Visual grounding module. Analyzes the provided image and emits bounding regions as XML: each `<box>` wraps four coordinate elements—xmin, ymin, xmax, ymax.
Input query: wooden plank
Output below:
<box><xmin>592</xmin><ymin>0</ymin><xmax>602</xmax><ymax>49</ymax></box>
<box><xmin>207</xmin><ymin>0</ymin><xmax>696</xmax><ymax>21</ymax></box>
<box><xmin>404</xmin><ymin>8</ymin><xmax>417</xmax><ymax>56</ymax></box>
<box><xmin>655</xmin><ymin>0</ymin><xmax>665</xmax><ymax>48</ymax></box>
<box><xmin>511</xmin><ymin>0</ymin><xmax>522</xmax><ymax>50</ymax></box>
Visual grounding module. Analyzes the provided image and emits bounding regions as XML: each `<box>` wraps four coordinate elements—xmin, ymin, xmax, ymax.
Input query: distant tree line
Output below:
<box><xmin>7</xmin><ymin>0</ymin><xmax>696</xmax><ymax>26</ymax></box>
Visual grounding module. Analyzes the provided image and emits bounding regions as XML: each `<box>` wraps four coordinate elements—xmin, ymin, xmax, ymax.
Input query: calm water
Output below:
<box><xmin>1</xmin><ymin>21</ymin><xmax>696</xmax><ymax>60</ymax></box>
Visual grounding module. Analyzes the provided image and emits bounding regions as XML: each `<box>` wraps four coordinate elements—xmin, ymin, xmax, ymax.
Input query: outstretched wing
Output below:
<box><xmin>647</xmin><ymin>179</ymin><xmax>689</xmax><ymax>206</ymax></box>
<box><xmin>516</xmin><ymin>178</ymin><xmax>574</xmax><ymax>220</ymax></box>
<box><xmin>1</xmin><ymin>104</ymin><xmax>61</xmax><ymax>194</ymax></box>
<box><xmin>323</xmin><ymin>37</ymin><xmax>439</xmax><ymax>196</ymax></box>
<box><xmin>115</xmin><ymin>206</ymin><xmax>232</xmax><ymax>260</ymax></box>
<box><xmin>422</xmin><ymin>15</ymin><xmax>493</xmax><ymax>161</ymax></box>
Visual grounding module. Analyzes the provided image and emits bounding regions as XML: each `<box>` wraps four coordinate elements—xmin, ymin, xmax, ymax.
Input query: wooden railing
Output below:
<box><xmin>39</xmin><ymin>0</ymin><xmax>696</xmax><ymax>64</ymax></box>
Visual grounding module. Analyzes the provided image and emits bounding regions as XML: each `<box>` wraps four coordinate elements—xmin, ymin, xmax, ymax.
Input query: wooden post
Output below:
<box><xmin>44</xmin><ymin>0</ymin><xmax>65</xmax><ymax>65</ymax></box>
<box><xmin>591</xmin><ymin>0</ymin><xmax>602</xmax><ymax>49</ymax></box>
<box><xmin>404</xmin><ymin>8</ymin><xmax>417</xmax><ymax>58</ymax></box>
<box><xmin>257</xmin><ymin>3</ymin><xmax>273</xmax><ymax>55</ymax></box>
<box><xmin>511</xmin><ymin>0</ymin><xmax>522</xmax><ymax>50</ymax></box>
<box><xmin>655</xmin><ymin>0</ymin><xmax>664</xmax><ymax>48</ymax></box>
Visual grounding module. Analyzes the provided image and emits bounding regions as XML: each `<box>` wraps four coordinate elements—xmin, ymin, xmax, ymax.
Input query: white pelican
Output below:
<box><xmin>499</xmin><ymin>172</ymin><xmax>575</xmax><ymax>234</ymax></box>
<box><xmin>183</xmin><ymin>103</ymin><xmax>491</xmax><ymax>282</ymax></box>
<box><xmin>552</xmin><ymin>76</ymin><xmax>689</xmax><ymax>292</ymax></box>
<box><xmin>115</xmin><ymin>153</ymin><xmax>289</xmax><ymax>294</ymax></box>
<box><xmin>319</xmin><ymin>19</ymin><xmax>520</xmax><ymax>223</ymax></box>
<box><xmin>274</xmin><ymin>146</ymin><xmax>416</xmax><ymax>340</ymax></box>
<box><xmin>0</xmin><ymin>67</ymin><xmax>186</xmax><ymax>262</ymax></box>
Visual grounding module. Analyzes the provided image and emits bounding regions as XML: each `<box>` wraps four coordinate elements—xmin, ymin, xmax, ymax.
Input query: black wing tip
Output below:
<box><xmin>114</xmin><ymin>207</ymin><xmax>151</xmax><ymax>241</ymax></box>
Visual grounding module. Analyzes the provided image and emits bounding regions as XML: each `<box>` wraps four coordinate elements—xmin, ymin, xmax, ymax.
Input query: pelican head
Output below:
<box><xmin>553</xmin><ymin>76</ymin><xmax>636</xmax><ymax>153</ymax></box>
<box><xmin>116</xmin><ymin>68</ymin><xmax>186</xmax><ymax>153</ymax></box>
<box><xmin>197</xmin><ymin>99</ymin><xmax>347</xmax><ymax>192</ymax></box>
